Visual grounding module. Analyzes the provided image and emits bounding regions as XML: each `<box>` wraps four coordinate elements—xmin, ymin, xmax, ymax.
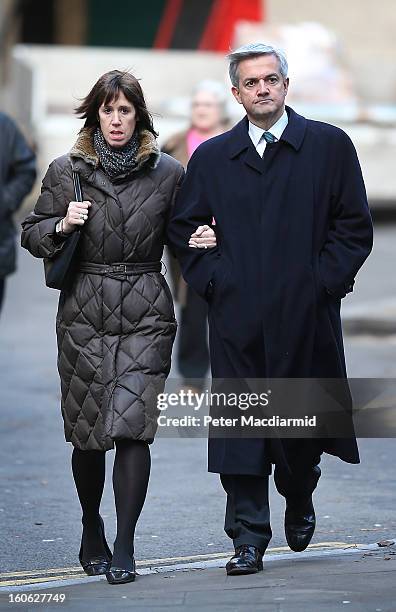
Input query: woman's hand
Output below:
<box><xmin>63</xmin><ymin>201</ymin><xmax>92</xmax><ymax>233</ymax></box>
<box><xmin>188</xmin><ymin>225</ymin><xmax>217</xmax><ymax>249</ymax></box>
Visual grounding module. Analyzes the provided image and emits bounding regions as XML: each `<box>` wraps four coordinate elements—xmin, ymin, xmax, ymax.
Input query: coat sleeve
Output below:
<box><xmin>21</xmin><ymin>160</ymin><xmax>72</xmax><ymax>259</ymax></box>
<box><xmin>318</xmin><ymin>132</ymin><xmax>373</xmax><ymax>298</ymax></box>
<box><xmin>1</xmin><ymin>117</ymin><xmax>36</xmax><ymax>215</ymax></box>
<box><xmin>166</xmin><ymin>151</ymin><xmax>219</xmax><ymax>299</ymax></box>
<box><xmin>163</xmin><ymin>162</ymin><xmax>185</xmax><ymax>243</ymax></box>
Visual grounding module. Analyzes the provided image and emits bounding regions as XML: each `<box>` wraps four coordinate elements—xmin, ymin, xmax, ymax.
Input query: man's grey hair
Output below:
<box><xmin>227</xmin><ymin>43</ymin><xmax>288</xmax><ymax>88</ymax></box>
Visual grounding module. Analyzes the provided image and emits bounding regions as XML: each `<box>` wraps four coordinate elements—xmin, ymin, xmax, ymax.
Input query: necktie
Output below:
<box><xmin>262</xmin><ymin>131</ymin><xmax>276</xmax><ymax>143</ymax></box>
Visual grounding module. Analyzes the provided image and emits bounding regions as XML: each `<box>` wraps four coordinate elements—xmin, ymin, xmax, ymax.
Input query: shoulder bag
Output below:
<box><xmin>44</xmin><ymin>170</ymin><xmax>83</xmax><ymax>290</ymax></box>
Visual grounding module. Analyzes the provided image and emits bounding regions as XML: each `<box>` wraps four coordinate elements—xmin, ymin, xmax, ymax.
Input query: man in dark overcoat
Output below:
<box><xmin>167</xmin><ymin>43</ymin><xmax>373</xmax><ymax>575</ymax></box>
<box><xmin>0</xmin><ymin>111</ymin><xmax>36</xmax><ymax>315</ymax></box>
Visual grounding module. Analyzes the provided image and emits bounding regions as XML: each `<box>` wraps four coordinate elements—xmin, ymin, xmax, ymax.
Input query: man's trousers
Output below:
<box><xmin>220</xmin><ymin>442</ymin><xmax>322</xmax><ymax>553</ymax></box>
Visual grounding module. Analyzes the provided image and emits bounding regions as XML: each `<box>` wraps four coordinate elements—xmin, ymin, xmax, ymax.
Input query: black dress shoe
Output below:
<box><xmin>106</xmin><ymin>558</ymin><xmax>136</xmax><ymax>585</ymax></box>
<box><xmin>285</xmin><ymin>495</ymin><xmax>316</xmax><ymax>552</ymax></box>
<box><xmin>79</xmin><ymin>516</ymin><xmax>112</xmax><ymax>576</ymax></box>
<box><xmin>80</xmin><ymin>557</ymin><xmax>111</xmax><ymax>576</ymax></box>
<box><xmin>226</xmin><ymin>545</ymin><xmax>263</xmax><ymax>576</ymax></box>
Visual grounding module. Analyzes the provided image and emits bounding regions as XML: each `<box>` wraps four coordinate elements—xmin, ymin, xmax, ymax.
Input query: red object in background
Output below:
<box><xmin>153</xmin><ymin>0</ymin><xmax>184</xmax><ymax>49</ymax></box>
<box><xmin>154</xmin><ymin>0</ymin><xmax>263</xmax><ymax>51</ymax></box>
<box><xmin>199</xmin><ymin>0</ymin><xmax>262</xmax><ymax>52</ymax></box>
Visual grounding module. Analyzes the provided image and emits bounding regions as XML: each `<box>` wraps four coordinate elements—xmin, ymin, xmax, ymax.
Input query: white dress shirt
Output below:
<box><xmin>248</xmin><ymin>110</ymin><xmax>289</xmax><ymax>157</ymax></box>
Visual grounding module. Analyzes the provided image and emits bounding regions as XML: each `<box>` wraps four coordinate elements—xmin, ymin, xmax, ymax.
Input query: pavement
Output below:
<box><xmin>1</xmin><ymin>540</ymin><xmax>396</xmax><ymax>611</ymax></box>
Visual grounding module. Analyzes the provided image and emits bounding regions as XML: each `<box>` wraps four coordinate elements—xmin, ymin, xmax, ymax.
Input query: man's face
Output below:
<box><xmin>231</xmin><ymin>54</ymin><xmax>289</xmax><ymax>128</ymax></box>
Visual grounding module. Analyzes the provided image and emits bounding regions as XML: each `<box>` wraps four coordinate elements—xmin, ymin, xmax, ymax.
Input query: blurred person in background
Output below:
<box><xmin>162</xmin><ymin>81</ymin><xmax>230</xmax><ymax>391</ymax></box>
<box><xmin>21</xmin><ymin>71</ymin><xmax>215</xmax><ymax>585</ymax></box>
<box><xmin>0</xmin><ymin>111</ymin><xmax>36</xmax><ymax>316</ymax></box>
<box><xmin>168</xmin><ymin>43</ymin><xmax>373</xmax><ymax>576</ymax></box>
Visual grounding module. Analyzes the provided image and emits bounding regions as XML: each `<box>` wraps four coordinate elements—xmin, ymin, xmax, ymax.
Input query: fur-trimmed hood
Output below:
<box><xmin>70</xmin><ymin>127</ymin><xmax>161</xmax><ymax>174</ymax></box>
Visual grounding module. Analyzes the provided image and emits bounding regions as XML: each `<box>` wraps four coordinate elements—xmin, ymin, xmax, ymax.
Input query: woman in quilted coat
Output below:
<box><xmin>21</xmin><ymin>71</ymin><xmax>215</xmax><ymax>585</ymax></box>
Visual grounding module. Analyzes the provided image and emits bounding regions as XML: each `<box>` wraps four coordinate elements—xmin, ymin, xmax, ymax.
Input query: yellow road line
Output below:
<box><xmin>0</xmin><ymin>567</ymin><xmax>84</xmax><ymax>579</ymax></box>
<box><xmin>0</xmin><ymin>575</ymin><xmax>85</xmax><ymax>588</ymax></box>
<box><xmin>0</xmin><ymin>541</ymin><xmax>359</xmax><ymax>587</ymax></box>
<box><xmin>136</xmin><ymin>541</ymin><xmax>353</xmax><ymax>565</ymax></box>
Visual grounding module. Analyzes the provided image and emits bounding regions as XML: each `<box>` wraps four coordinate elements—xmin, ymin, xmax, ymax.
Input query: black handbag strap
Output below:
<box><xmin>72</xmin><ymin>170</ymin><xmax>83</xmax><ymax>202</ymax></box>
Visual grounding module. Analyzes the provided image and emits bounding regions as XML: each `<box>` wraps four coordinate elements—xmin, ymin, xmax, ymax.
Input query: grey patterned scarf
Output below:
<box><xmin>93</xmin><ymin>128</ymin><xmax>140</xmax><ymax>179</ymax></box>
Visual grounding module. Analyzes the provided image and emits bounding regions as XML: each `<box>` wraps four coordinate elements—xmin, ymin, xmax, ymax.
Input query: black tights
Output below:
<box><xmin>72</xmin><ymin>440</ymin><xmax>150</xmax><ymax>570</ymax></box>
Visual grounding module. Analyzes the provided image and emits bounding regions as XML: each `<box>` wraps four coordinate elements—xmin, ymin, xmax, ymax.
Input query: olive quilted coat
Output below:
<box><xmin>21</xmin><ymin>128</ymin><xmax>184</xmax><ymax>450</ymax></box>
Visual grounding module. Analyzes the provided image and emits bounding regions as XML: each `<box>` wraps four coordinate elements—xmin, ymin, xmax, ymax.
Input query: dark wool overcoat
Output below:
<box><xmin>0</xmin><ymin>112</ymin><xmax>36</xmax><ymax>278</ymax></box>
<box><xmin>168</xmin><ymin>106</ymin><xmax>373</xmax><ymax>476</ymax></box>
<box><xmin>21</xmin><ymin>128</ymin><xmax>184</xmax><ymax>451</ymax></box>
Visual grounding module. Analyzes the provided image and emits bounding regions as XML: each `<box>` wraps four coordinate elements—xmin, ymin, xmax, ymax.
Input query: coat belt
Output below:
<box><xmin>78</xmin><ymin>261</ymin><xmax>162</xmax><ymax>275</ymax></box>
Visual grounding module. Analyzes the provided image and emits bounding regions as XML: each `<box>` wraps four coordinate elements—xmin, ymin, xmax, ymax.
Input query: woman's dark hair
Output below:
<box><xmin>75</xmin><ymin>70</ymin><xmax>158</xmax><ymax>137</ymax></box>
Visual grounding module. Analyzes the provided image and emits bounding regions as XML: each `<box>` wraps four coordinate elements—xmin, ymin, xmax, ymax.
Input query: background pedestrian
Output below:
<box><xmin>162</xmin><ymin>80</ymin><xmax>229</xmax><ymax>391</ymax></box>
<box><xmin>0</xmin><ymin>111</ymin><xmax>36</xmax><ymax>316</ymax></box>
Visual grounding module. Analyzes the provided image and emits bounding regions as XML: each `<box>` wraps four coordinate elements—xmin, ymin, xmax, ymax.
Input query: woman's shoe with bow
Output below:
<box><xmin>79</xmin><ymin>516</ymin><xmax>112</xmax><ymax>576</ymax></box>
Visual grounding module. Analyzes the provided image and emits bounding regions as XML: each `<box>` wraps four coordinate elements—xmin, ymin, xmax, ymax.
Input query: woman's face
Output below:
<box><xmin>191</xmin><ymin>90</ymin><xmax>223</xmax><ymax>132</ymax></box>
<box><xmin>98</xmin><ymin>91</ymin><xmax>137</xmax><ymax>148</ymax></box>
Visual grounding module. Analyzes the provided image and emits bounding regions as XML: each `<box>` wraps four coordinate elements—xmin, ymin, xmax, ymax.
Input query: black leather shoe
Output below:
<box><xmin>80</xmin><ymin>557</ymin><xmax>111</xmax><ymax>576</ymax></box>
<box><xmin>79</xmin><ymin>516</ymin><xmax>112</xmax><ymax>576</ymax></box>
<box><xmin>226</xmin><ymin>545</ymin><xmax>263</xmax><ymax>576</ymax></box>
<box><xmin>106</xmin><ymin>558</ymin><xmax>136</xmax><ymax>585</ymax></box>
<box><xmin>285</xmin><ymin>495</ymin><xmax>316</xmax><ymax>552</ymax></box>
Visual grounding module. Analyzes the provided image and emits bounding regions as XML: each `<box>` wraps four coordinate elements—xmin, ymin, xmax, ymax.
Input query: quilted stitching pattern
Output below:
<box><xmin>23</xmin><ymin>136</ymin><xmax>184</xmax><ymax>450</ymax></box>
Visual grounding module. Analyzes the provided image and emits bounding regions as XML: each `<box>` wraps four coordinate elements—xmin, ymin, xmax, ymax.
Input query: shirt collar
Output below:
<box><xmin>248</xmin><ymin>109</ymin><xmax>289</xmax><ymax>146</ymax></box>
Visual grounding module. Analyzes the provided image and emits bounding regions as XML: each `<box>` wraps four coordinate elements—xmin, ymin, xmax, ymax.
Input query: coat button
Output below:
<box><xmin>102</xmin><ymin>180</ymin><xmax>106</xmax><ymax>186</ymax></box>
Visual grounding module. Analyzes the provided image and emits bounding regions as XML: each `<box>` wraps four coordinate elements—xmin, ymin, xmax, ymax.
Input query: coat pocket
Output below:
<box><xmin>157</xmin><ymin>273</ymin><xmax>174</xmax><ymax>309</ymax></box>
<box><xmin>153</xmin><ymin>273</ymin><xmax>176</xmax><ymax>321</ymax></box>
<box><xmin>210</xmin><ymin>257</ymin><xmax>231</xmax><ymax>301</ymax></box>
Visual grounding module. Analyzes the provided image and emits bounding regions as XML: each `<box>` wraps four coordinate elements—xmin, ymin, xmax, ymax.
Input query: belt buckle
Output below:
<box><xmin>112</xmin><ymin>264</ymin><xmax>127</xmax><ymax>274</ymax></box>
